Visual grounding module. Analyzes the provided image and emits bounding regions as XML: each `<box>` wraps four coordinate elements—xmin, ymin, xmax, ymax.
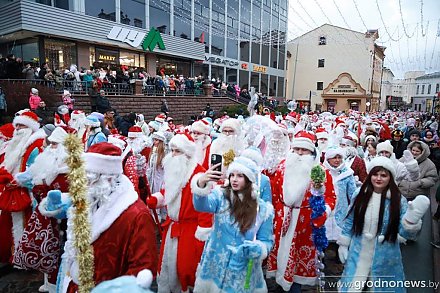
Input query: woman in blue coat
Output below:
<box><xmin>337</xmin><ymin>157</ymin><xmax>430</xmax><ymax>292</ymax></box>
<box><xmin>191</xmin><ymin>156</ymin><xmax>274</xmax><ymax>293</ymax></box>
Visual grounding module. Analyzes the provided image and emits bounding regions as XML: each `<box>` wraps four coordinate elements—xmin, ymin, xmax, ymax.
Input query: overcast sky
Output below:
<box><xmin>288</xmin><ymin>0</ymin><xmax>440</xmax><ymax>79</ymax></box>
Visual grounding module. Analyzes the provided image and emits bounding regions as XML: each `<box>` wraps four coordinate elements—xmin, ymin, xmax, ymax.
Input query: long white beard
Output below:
<box><xmin>317</xmin><ymin>140</ymin><xmax>328</xmax><ymax>152</ymax></box>
<box><xmin>193</xmin><ymin>139</ymin><xmax>205</xmax><ymax>165</ymax></box>
<box><xmin>29</xmin><ymin>145</ymin><xmax>68</xmax><ymax>185</ymax></box>
<box><xmin>283</xmin><ymin>152</ymin><xmax>316</xmax><ymax>207</ymax></box>
<box><xmin>87</xmin><ymin>173</ymin><xmax>119</xmax><ymax>214</ymax></box>
<box><xmin>163</xmin><ymin>153</ymin><xmax>195</xmax><ymax>206</ymax></box>
<box><xmin>129</xmin><ymin>138</ymin><xmax>146</xmax><ymax>155</ymax></box>
<box><xmin>211</xmin><ymin>133</ymin><xmax>243</xmax><ymax>156</ymax></box>
<box><xmin>69</xmin><ymin>118</ymin><xmax>85</xmax><ymax>131</ymax></box>
<box><xmin>3</xmin><ymin>128</ymin><xmax>33</xmax><ymax>174</ymax></box>
<box><xmin>263</xmin><ymin>136</ymin><xmax>289</xmax><ymax>173</ymax></box>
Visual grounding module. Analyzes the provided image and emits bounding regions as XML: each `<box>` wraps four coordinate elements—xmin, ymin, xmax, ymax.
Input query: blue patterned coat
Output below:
<box><xmin>258</xmin><ymin>173</ymin><xmax>272</xmax><ymax>203</ymax></box>
<box><xmin>192</xmin><ymin>185</ymin><xmax>274</xmax><ymax>293</ymax></box>
<box><xmin>338</xmin><ymin>192</ymin><xmax>421</xmax><ymax>292</ymax></box>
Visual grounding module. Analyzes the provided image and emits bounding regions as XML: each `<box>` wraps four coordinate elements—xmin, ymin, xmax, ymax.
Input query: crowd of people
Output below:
<box><xmin>0</xmin><ymin>80</ymin><xmax>438</xmax><ymax>293</ymax></box>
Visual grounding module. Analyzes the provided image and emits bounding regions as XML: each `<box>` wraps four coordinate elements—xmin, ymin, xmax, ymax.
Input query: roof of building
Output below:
<box><xmin>415</xmin><ymin>72</ymin><xmax>440</xmax><ymax>80</ymax></box>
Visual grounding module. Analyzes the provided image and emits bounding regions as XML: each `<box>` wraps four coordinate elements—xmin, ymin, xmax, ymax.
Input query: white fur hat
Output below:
<box><xmin>31</xmin><ymin>88</ymin><xmax>38</xmax><ymax>94</ymax></box>
<box><xmin>191</xmin><ymin>120</ymin><xmax>211</xmax><ymax>135</ymax></box>
<box><xmin>367</xmin><ymin>156</ymin><xmax>396</xmax><ymax>179</ymax></box>
<box><xmin>241</xmin><ymin>146</ymin><xmax>263</xmax><ymax>167</ymax></box>
<box><xmin>376</xmin><ymin>140</ymin><xmax>393</xmax><ymax>155</ymax></box>
<box><xmin>48</xmin><ymin>127</ymin><xmax>68</xmax><ymax>144</ymax></box>
<box><xmin>13</xmin><ymin>111</ymin><xmax>40</xmax><ymax>132</ymax></box>
<box><xmin>83</xmin><ymin>142</ymin><xmax>123</xmax><ymax>175</ymax></box>
<box><xmin>220</xmin><ymin>118</ymin><xmax>241</xmax><ymax>135</ymax></box>
<box><xmin>152</xmin><ymin>131</ymin><xmax>166</xmax><ymax>142</ymax></box>
<box><xmin>226</xmin><ymin>156</ymin><xmax>258</xmax><ymax>184</ymax></box>
<box><xmin>365</xmin><ymin>135</ymin><xmax>377</xmax><ymax>143</ymax></box>
<box><xmin>325</xmin><ymin>146</ymin><xmax>345</xmax><ymax>160</ymax></box>
<box><xmin>291</xmin><ymin>131</ymin><xmax>316</xmax><ymax>152</ymax></box>
<box><xmin>169</xmin><ymin>133</ymin><xmax>195</xmax><ymax>157</ymax></box>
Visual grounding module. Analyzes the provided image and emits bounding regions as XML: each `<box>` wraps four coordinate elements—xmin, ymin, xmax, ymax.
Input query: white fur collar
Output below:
<box><xmin>24</xmin><ymin>129</ymin><xmax>46</xmax><ymax>149</ymax></box>
<box><xmin>202</xmin><ymin>136</ymin><xmax>212</xmax><ymax>150</ymax></box>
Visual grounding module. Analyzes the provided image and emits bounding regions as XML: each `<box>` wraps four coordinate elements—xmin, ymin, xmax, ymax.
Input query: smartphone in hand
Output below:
<box><xmin>210</xmin><ymin>154</ymin><xmax>222</xmax><ymax>172</ymax></box>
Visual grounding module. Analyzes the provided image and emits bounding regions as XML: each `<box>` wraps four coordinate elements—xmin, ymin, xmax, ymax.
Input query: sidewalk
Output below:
<box><xmin>430</xmin><ymin>182</ymin><xmax>440</xmax><ymax>293</ymax></box>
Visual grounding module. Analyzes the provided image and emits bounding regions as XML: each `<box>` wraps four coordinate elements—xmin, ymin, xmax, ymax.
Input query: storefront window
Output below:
<box><xmin>150</xmin><ymin>0</ymin><xmax>170</xmax><ymax>34</ymax></box>
<box><xmin>269</xmin><ymin>75</ymin><xmax>276</xmax><ymax>96</ymax></box>
<box><xmin>251</xmin><ymin>73</ymin><xmax>259</xmax><ymax>92</ymax></box>
<box><xmin>120</xmin><ymin>51</ymin><xmax>139</xmax><ymax>67</ymax></box>
<box><xmin>211</xmin><ymin>65</ymin><xmax>224</xmax><ymax>81</ymax></box>
<box><xmin>85</xmin><ymin>0</ymin><xmax>116</xmax><ymax>21</ymax></box>
<box><xmin>94</xmin><ymin>47</ymin><xmax>119</xmax><ymax>69</ymax></box>
<box><xmin>121</xmin><ymin>0</ymin><xmax>146</xmax><ymax>28</ymax></box>
<box><xmin>261</xmin><ymin>73</ymin><xmax>268</xmax><ymax>95</ymax></box>
<box><xmin>194</xmin><ymin>0</ymin><xmax>210</xmax><ymax>53</ymax></box>
<box><xmin>226</xmin><ymin>68</ymin><xmax>237</xmax><ymax>84</ymax></box>
<box><xmin>54</xmin><ymin>0</ymin><xmax>74</xmax><ymax>10</ymax></box>
<box><xmin>44</xmin><ymin>39</ymin><xmax>77</xmax><ymax>71</ymax></box>
<box><xmin>193</xmin><ymin>62</ymin><xmax>208</xmax><ymax>79</ymax></box>
<box><xmin>239</xmin><ymin>70</ymin><xmax>249</xmax><ymax>90</ymax></box>
<box><xmin>174</xmin><ymin>0</ymin><xmax>191</xmax><ymax>40</ymax></box>
<box><xmin>156</xmin><ymin>57</ymin><xmax>191</xmax><ymax>77</ymax></box>
<box><xmin>277</xmin><ymin>76</ymin><xmax>284</xmax><ymax>97</ymax></box>
<box><xmin>7</xmin><ymin>39</ymin><xmax>40</xmax><ymax>66</ymax></box>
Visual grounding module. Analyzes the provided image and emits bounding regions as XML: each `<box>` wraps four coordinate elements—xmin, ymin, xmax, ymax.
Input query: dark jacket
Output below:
<box><xmin>390</xmin><ymin>139</ymin><xmax>407</xmax><ymax>159</ymax></box>
<box><xmin>96</xmin><ymin>95</ymin><xmax>111</xmax><ymax>114</ymax></box>
<box><xmin>35</xmin><ymin>107</ymin><xmax>53</xmax><ymax>125</ymax></box>
<box><xmin>117</xmin><ymin>115</ymin><xmax>136</xmax><ymax>137</ymax></box>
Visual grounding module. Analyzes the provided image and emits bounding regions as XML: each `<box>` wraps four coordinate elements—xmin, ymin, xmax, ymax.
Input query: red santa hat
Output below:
<box><xmin>0</xmin><ymin>123</ymin><xmax>15</xmax><ymax>140</ymax></box>
<box><xmin>169</xmin><ymin>133</ymin><xmax>195</xmax><ymax>157</ymax></box>
<box><xmin>155</xmin><ymin>113</ymin><xmax>166</xmax><ymax>124</ymax></box>
<box><xmin>13</xmin><ymin>111</ymin><xmax>40</xmax><ymax>132</ymax></box>
<box><xmin>128</xmin><ymin>126</ymin><xmax>143</xmax><ymax>138</ymax></box>
<box><xmin>340</xmin><ymin>135</ymin><xmax>356</xmax><ymax>147</ymax></box>
<box><xmin>71</xmin><ymin>110</ymin><xmax>86</xmax><ymax>120</ymax></box>
<box><xmin>83</xmin><ymin>142</ymin><xmax>123</xmax><ymax>175</ymax></box>
<box><xmin>335</xmin><ymin>117</ymin><xmax>346</xmax><ymax>128</ymax></box>
<box><xmin>315</xmin><ymin>128</ymin><xmax>329</xmax><ymax>140</ymax></box>
<box><xmin>191</xmin><ymin>119</ymin><xmax>211</xmax><ymax>135</ymax></box>
<box><xmin>108</xmin><ymin>134</ymin><xmax>129</xmax><ymax>153</ymax></box>
<box><xmin>220</xmin><ymin>118</ymin><xmax>241</xmax><ymax>134</ymax></box>
<box><xmin>291</xmin><ymin>131</ymin><xmax>316</xmax><ymax>152</ymax></box>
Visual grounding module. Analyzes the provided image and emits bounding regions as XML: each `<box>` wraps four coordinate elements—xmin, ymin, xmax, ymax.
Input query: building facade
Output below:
<box><xmin>286</xmin><ymin>24</ymin><xmax>385</xmax><ymax>112</ymax></box>
<box><xmin>0</xmin><ymin>0</ymin><xmax>286</xmax><ymax>97</ymax></box>
<box><xmin>412</xmin><ymin>72</ymin><xmax>440</xmax><ymax>113</ymax></box>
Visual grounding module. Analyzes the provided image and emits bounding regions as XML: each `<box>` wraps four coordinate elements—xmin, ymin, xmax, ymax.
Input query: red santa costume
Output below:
<box><xmin>127</xmin><ymin>127</ymin><xmax>152</xmax><ymax>202</ymax></box>
<box><xmin>274</xmin><ymin>132</ymin><xmax>336</xmax><ymax>291</ymax></box>
<box><xmin>0</xmin><ymin>123</ymin><xmax>15</xmax><ymax>164</ymax></box>
<box><xmin>316</xmin><ymin>127</ymin><xmax>329</xmax><ymax>163</ymax></box>
<box><xmin>147</xmin><ymin>133</ymin><xmax>213</xmax><ymax>293</ymax></box>
<box><xmin>190</xmin><ymin>119</ymin><xmax>211</xmax><ymax>170</ymax></box>
<box><xmin>13</xmin><ymin>126</ymin><xmax>71</xmax><ymax>292</ymax></box>
<box><xmin>62</xmin><ymin>143</ymin><xmax>158</xmax><ymax>293</ymax></box>
<box><xmin>0</xmin><ymin>111</ymin><xmax>45</xmax><ymax>263</ymax></box>
<box><xmin>68</xmin><ymin>110</ymin><xmax>87</xmax><ymax>144</ymax></box>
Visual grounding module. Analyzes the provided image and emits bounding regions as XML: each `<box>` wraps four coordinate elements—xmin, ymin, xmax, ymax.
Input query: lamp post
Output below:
<box><xmin>366</xmin><ymin>101</ymin><xmax>371</xmax><ymax>113</ymax></box>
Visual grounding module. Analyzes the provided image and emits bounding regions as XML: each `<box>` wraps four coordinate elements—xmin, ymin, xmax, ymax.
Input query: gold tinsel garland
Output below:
<box><xmin>222</xmin><ymin>149</ymin><xmax>236</xmax><ymax>167</ymax></box>
<box><xmin>65</xmin><ymin>134</ymin><xmax>95</xmax><ymax>292</ymax></box>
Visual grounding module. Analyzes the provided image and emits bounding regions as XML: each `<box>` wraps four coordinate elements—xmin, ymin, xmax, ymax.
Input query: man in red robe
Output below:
<box><xmin>273</xmin><ymin>131</ymin><xmax>336</xmax><ymax>292</ymax></box>
<box><xmin>0</xmin><ymin>111</ymin><xmax>45</xmax><ymax>264</ymax></box>
<box><xmin>147</xmin><ymin>133</ymin><xmax>212</xmax><ymax>293</ymax></box>
<box><xmin>58</xmin><ymin>142</ymin><xmax>158</xmax><ymax>292</ymax></box>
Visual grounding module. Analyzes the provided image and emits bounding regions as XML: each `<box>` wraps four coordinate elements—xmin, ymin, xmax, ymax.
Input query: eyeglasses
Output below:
<box><xmin>222</xmin><ymin>130</ymin><xmax>235</xmax><ymax>135</ymax></box>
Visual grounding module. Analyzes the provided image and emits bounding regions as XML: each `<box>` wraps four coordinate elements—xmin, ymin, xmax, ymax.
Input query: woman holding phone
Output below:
<box><xmin>191</xmin><ymin>156</ymin><xmax>274</xmax><ymax>292</ymax></box>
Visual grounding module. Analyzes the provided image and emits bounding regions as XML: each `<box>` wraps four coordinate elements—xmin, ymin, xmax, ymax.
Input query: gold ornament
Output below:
<box><xmin>222</xmin><ymin>149</ymin><xmax>236</xmax><ymax>167</ymax></box>
<box><xmin>65</xmin><ymin>134</ymin><xmax>94</xmax><ymax>292</ymax></box>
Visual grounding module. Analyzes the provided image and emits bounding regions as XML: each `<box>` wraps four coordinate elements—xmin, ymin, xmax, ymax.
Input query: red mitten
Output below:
<box><xmin>312</xmin><ymin>213</ymin><xmax>327</xmax><ymax>228</ymax></box>
<box><xmin>0</xmin><ymin>169</ymin><xmax>13</xmax><ymax>184</ymax></box>
<box><xmin>146</xmin><ymin>196</ymin><xmax>158</xmax><ymax>209</ymax></box>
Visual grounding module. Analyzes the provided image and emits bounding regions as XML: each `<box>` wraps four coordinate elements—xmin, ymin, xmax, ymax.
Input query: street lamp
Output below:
<box><xmin>366</xmin><ymin>101</ymin><xmax>371</xmax><ymax>113</ymax></box>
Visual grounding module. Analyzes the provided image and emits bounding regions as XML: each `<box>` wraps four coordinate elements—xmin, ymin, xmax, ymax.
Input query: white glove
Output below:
<box><xmin>338</xmin><ymin>245</ymin><xmax>348</xmax><ymax>264</ymax></box>
<box><xmin>403</xmin><ymin>195</ymin><xmax>430</xmax><ymax>224</ymax></box>
<box><xmin>402</xmin><ymin>150</ymin><xmax>414</xmax><ymax>162</ymax></box>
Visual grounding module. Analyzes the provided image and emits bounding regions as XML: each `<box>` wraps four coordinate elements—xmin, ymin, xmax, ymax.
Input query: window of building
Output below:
<box><xmin>85</xmin><ymin>0</ymin><xmax>115</xmax><ymax>21</ymax></box>
<box><xmin>120</xmin><ymin>0</ymin><xmax>145</xmax><ymax>28</ymax></box>
<box><xmin>422</xmin><ymin>85</ymin><xmax>425</xmax><ymax>94</ymax></box>
<box><xmin>44</xmin><ymin>39</ymin><xmax>77</xmax><ymax>71</ymax></box>
<box><xmin>436</xmin><ymin>83</ymin><xmax>439</xmax><ymax>93</ymax></box>
<box><xmin>417</xmin><ymin>85</ymin><xmax>419</xmax><ymax>94</ymax></box>
<box><xmin>317</xmin><ymin>82</ymin><xmax>323</xmax><ymax>90</ymax></box>
<box><xmin>428</xmin><ymin>84</ymin><xmax>431</xmax><ymax>94</ymax></box>
<box><xmin>319</xmin><ymin>36</ymin><xmax>326</xmax><ymax>45</ymax></box>
<box><xmin>318</xmin><ymin>59</ymin><xmax>325</xmax><ymax>68</ymax></box>
<box><xmin>174</xmin><ymin>1</ymin><xmax>191</xmax><ymax>40</ymax></box>
<box><xmin>150</xmin><ymin>0</ymin><xmax>171</xmax><ymax>34</ymax></box>
<box><xmin>277</xmin><ymin>76</ymin><xmax>284</xmax><ymax>97</ymax></box>
<box><xmin>239</xmin><ymin>70</ymin><xmax>249</xmax><ymax>90</ymax></box>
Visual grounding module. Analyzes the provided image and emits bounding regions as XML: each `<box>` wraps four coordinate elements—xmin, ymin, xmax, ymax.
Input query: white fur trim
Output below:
<box><xmin>367</xmin><ymin>156</ymin><xmax>396</xmax><ymax>179</ymax></box>
<box><xmin>254</xmin><ymin>240</ymin><xmax>268</xmax><ymax>259</ymax></box>
<box><xmin>376</xmin><ymin>140</ymin><xmax>394</xmax><ymax>155</ymax></box>
<box><xmin>48</xmin><ymin>127</ymin><xmax>68</xmax><ymax>144</ymax></box>
<box><xmin>13</xmin><ymin>115</ymin><xmax>40</xmax><ymax>132</ymax></box>
<box><xmin>136</xmin><ymin>269</ymin><xmax>153</xmax><ymax>289</ymax></box>
<box><xmin>325</xmin><ymin>147</ymin><xmax>345</xmax><ymax>160</ymax></box>
<box><xmin>325</xmin><ymin>204</ymin><xmax>332</xmax><ymax>218</ymax></box>
<box><xmin>191</xmin><ymin>120</ymin><xmax>211</xmax><ymax>135</ymax></box>
<box><xmin>83</xmin><ymin>152</ymin><xmax>123</xmax><ymax>175</ymax></box>
<box><xmin>226</xmin><ymin>160</ymin><xmax>257</xmax><ymax>183</ymax></box>
<box><xmin>190</xmin><ymin>173</ymin><xmax>213</xmax><ymax>196</ymax></box>
<box><xmin>128</xmin><ymin>132</ymin><xmax>143</xmax><ymax>138</ymax></box>
<box><xmin>291</xmin><ymin>137</ymin><xmax>315</xmax><ymax>151</ymax></box>
<box><xmin>11</xmin><ymin>211</ymin><xmax>24</xmax><ymax>252</ymax></box>
<box><xmin>241</xmin><ymin>148</ymin><xmax>263</xmax><ymax>167</ymax></box>
<box><xmin>219</xmin><ymin>118</ymin><xmax>241</xmax><ymax>134</ymax></box>
<box><xmin>152</xmin><ymin>192</ymin><xmax>165</xmax><ymax>208</ymax></box>
<box><xmin>38</xmin><ymin>197</ymin><xmax>63</xmax><ymax>217</ymax></box>
<box><xmin>157</xmin><ymin>228</ymin><xmax>181</xmax><ymax>292</ymax></box>
<box><xmin>337</xmin><ymin>234</ymin><xmax>351</xmax><ymax>247</ymax></box>
<box><xmin>402</xmin><ymin>219</ymin><xmax>422</xmax><ymax>232</ymax></box>
<box><xmin>194</xmin><ymin>226</ymin><xmax>212</xmax><ymax>241</ymax></box>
